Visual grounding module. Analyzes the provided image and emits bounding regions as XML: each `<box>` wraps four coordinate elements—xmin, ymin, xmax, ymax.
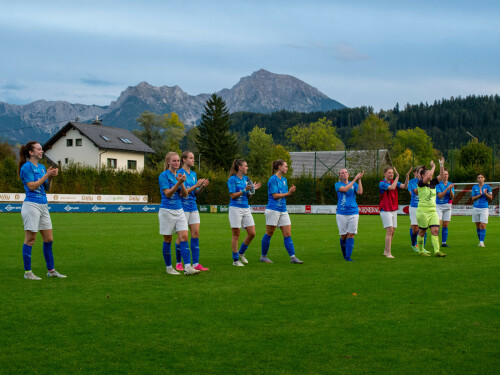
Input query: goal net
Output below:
<box><xmin>452</xmin><ymin>182</ymin><xmax>499</xmax><ymax>216</ymax></box>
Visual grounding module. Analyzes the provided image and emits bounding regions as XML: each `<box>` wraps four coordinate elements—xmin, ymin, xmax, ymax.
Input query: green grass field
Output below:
<box><xmin>1</xmin><ymin>213</ymin><xmax>499</xmax><ymax>375</ymax></box>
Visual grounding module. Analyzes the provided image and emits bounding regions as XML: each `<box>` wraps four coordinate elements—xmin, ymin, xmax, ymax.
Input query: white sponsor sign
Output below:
<box><xmin>0</xmin><ymin>193</ymin><xmax>148</xmax><ymax>203</ymax></box>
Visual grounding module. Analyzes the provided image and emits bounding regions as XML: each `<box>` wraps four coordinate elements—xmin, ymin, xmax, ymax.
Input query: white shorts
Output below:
<box><xmin>21</xmin><ymin>201</ymin><xmax>52</xmax><ymax>232</ymax></box>
<box><xmin>159</xmin><ymin>208</ymin><xmax>188</xmax><ymax>235</ymax></box>
<box><xmin>472</xmin><ymin>207</ymin><xmax>489</xmax><ymax>224</ymax></box>
<box><xmin>436</xmin><ymin>204</ymin><xmax>452</xmax><ymax>222</ymax></box>
<box><xmin>336</xmin><ymin>214</ymin><xmax>359</xmax><ymax>235</ymax></box>
<box><xmin>184</xmin><ymin>210</ymin><xmax>201</xmax><ymax>225</ymax></box>
<box><xmin>380</xmin><ymin>210</ymin><xmax>398</xmax><ymax>228</ymax></box>
<box><xmin>265</xmin><ymin>209</ymin><xmax>291</xmax><ymax>227</ymax></box>
<box><xmin>228</xmin><ymin>206</ymin><xmax>255</xmax><ymax>229</ymax></box>
<box><xmin>409</xmin><ymin>206</ymin><xmax>418</xmax><ymax>226</ymax></box>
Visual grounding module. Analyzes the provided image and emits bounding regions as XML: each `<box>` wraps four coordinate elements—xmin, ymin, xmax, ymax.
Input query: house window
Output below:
<box><xmin>67</xmin><ymin>139</ymin><xmax>73</xmax><ymax>147</ymax></box>
<box><xmin>127</xmin><ymin>160</ymin><xmax>137</xmax><ymax>170</ymax></box>
<box><xmin>107</xmin><ymin>158</ymin><xmax>117</xmax><ymax>169</ymax></box>
<box><xmin>100</xmin><ymin>135</ymin><xmax>110</xmax><ymax>141</ymax></box>
<box><xmin>76</xmin><ymin>138</ymin><xmax>82</xmax><ymax>146</ymax></box>
<box><xmin>65</xmin><ymin>158</ymin><xmax>69</xmax><ymax>164</ymax></box>
<box><xmin>120</xmin><ymin>137</ymin><xmax>133</xmax><ymax>144</ymax></box>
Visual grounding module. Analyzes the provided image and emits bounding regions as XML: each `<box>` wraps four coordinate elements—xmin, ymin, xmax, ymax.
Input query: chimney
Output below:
<box><xmin>92</xmin><ymin>116</ymin><xmax>103</xmax><ymax>125</ymax></box>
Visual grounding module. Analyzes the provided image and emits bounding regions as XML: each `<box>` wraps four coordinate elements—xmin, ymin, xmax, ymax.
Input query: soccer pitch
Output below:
<box><xmin>1</xmin><ymin>213</ymin><xmax>499</xmax><ymax>375</ymax></box>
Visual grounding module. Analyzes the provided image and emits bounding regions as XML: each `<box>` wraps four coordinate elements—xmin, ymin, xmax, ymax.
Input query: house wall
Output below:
<box><xmin>45</xmin><ymin>128</ymin><xmax>100</xmax><ymax>167</ymax></box>
<box><xmin>45</xmin><ymin>128</ymin><xmax>145</xmax><ymax>170</ymax></box>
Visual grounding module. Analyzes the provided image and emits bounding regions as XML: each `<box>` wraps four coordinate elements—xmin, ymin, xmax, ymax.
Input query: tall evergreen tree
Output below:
<box><xmin>196</xmin><ymin>94</ymin><xmax>238</xmax><ymax>170</ymax></box>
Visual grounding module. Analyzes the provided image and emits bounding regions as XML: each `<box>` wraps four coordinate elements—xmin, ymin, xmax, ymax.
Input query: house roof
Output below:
<box><xmin>290</xmin><ymin>150</ymin><xmax>391</xmax><ymax>177</ymax></box>
<box><xmin>43</xmin><ymin>122</ymin><xmax>155</xmax><ymax>154</ymax></box>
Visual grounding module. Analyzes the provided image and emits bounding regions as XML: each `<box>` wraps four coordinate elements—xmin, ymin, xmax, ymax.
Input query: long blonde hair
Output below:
<box><xmin>164</xmin><ymin>152</ymin><xmax>179</xmax><ymax>171</ymax></box>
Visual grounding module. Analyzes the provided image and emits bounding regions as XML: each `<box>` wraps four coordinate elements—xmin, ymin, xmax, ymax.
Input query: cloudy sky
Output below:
<box><xmin>1</xmin><ymin>0</ymin><xmax>499</xmax><ymax>110</ymax></box>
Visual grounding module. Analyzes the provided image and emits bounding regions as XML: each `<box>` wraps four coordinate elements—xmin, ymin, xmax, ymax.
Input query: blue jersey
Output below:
<box><xmin>436</xmin><ymin>181</ymin><xmax>454</xmax><ymax>205</ymax></box>
<box><xmin>20</xmin><ymin>161</ymin><xmax>49</xmax><ymax>204</ymax></box>
<box><xmin>159</xmin><ymin>169</ymin><xmax>183</xmax><ymax>210</ymax></box>
<box><xmin>408</xmin><ymin>178</ymin><xmax>419</xmax><ymax>208</ymax></box>
<box><xmin>472</xmin><ymin>184</ymin><xmax>492</xmax><ymax>209</ymax></box>
<box><xmin>266</xmin><ymin>175</ymin><xmax>288</xmax><ymax>212</ymax></box>
<box><xmin>335</xmin><ymin>181</ymin><xmax>359</xmax><ymax>215</ymax></box>
<box><xmin>178</xmin><ymin>168</ymin><xmax>198</xmax><ymax>212</ymax></box>
<box><xmin>227</xmin><ymin>175</ymin><xmax>250</xmax><ymax>208</ymax></box>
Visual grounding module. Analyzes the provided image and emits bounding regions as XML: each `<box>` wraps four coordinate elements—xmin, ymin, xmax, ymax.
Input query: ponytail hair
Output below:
<box><xmin>164</xmin><ymin>151</ymin><xmax>179</xmax><ymax>171</ymax></box>
<box><xmin>18</xmin><ymin>141</ymin><xmax>39</xmax><ymax>177</ymax></box>
<box><xmin>180</xmin><ymin>151</ymin><xmax>193</xmax><ymax>168</ymax></box>
<box><xmin>272</xmin><ymin>159</ymin><xmax>285</xmax><ymax>174</ymax></box>
<box><xmin>229</xmin><ymin>159</ymin><xmax>246</xmax><ymax>177</ymax></box>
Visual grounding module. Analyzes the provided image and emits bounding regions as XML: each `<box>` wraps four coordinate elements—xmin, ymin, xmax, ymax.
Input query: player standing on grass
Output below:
<box><xmin>407</xmin><ymin>167</ymin><xmax>429</xmax><ymax>253</ymax></box>
<box><xmin>335</xmin><ymin>168</ymin><xmax>364</xmax><ymax>261</ymax></box>
<box><xmin>471</xmin><ymin>173</ymin><xmax>492</xmax><ymax>247</ymax></box>
<box><xmin>436</xmin><ymin>169</ymin><xmax>454</xmax><ymax>247</ymax></box>
<box><xmin>227</xmin><ymin>159</ymin><xmax>261</xmax><ymax>266</ymax></box>
<box><xmin>260</xmin><ymin>160</ymin><xmax>303</xmax><ymax>264</ymax></box>
<box><xmin>174</xmin><ymin>151</ymin><xmax>210</xmax><ymax>272</ymax></box>
<box><xmin>379</xmin><ymin>166</ymin><xmax>411</xmax><ymax>258</ymax></box>
<box><xmin>19</xmin><ymin>141</ymin><xmax>66</xmax><ymax>280</ymax></box>
<box><xmin>415</xmin><ymin>158</ymin><xmax>447</xmax><ymax>257</ymax></box>
<box><xmin>158</xmin><ymin>152</ymin><xmax>200</xmax><ymax>275</ymax></box>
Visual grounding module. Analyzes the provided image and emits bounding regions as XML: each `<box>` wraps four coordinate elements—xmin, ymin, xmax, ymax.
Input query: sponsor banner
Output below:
<box><xmin>218</xmin><ymin>205</ymin><xmax>229</xmax><ymax>213</ymax></box>
<box><xmin>358</xmin><ymin>205</ymin><xmax>380</xmax><ymax>215</ymax></box>
<box><xmin>311</xmin><ymin>205</ymin><xmax>337</xmax><ymax>214</ymax></box>
<box><xmin>250</xmin><ymin>205</ymin><xmax>266</xmax><ymax>214</ymax></box>
<box><xmin>0</xmin><ymin>203</ymin><xmax>22</xmax><ymax>212</ymax></box>
<box><xmin>0</xmin><ymin>203</ymin><xmax>160</xmax><ymax>213</ymax></box>
<box><xmin>0</xmin><ymin>193</ymin><xmax>148</xmax><ymax>203</ymax></box>
<box><xmin>198</xmin><ymin>205</ymin><xmax>210</xmax><ymax>213</ymax></box>
<box><xmin>287</xmin><ymin>205</ymin><xmax>306</xmax><ymax>214</ymax></box>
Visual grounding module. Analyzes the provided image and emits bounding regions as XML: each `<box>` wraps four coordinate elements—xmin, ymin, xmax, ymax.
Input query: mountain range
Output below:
<box><xmin>0</xmin><ymin>69</ymin><xmax>345</xmax><ymax>144</ymax></box>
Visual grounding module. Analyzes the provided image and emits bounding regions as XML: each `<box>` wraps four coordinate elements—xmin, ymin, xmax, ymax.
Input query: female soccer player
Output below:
<box><xmin>415</xmin><ymin>158</ymin><xmax>446</xmax><ymax>257</ymax></box>
<box><xmin>335</xmin><ymin>168</ymin><xmax>364</xmax><ymax>261</ymax></box>
<box><xmin>436</xmin><ymin>169</ymin><xmax>454</xmax><ymax>247</ymax></box>
<box><xmin>19</xmin><ymin>141</ymin><xmax>66</xmax><ymax>280</ymax></box>
<box><xmin>379</xmin><ymin>166</ymin><xmax>411</xmax><ymax>258</ymax></box>
<box><xmin>471</xmin><ymin>173</ymin><xmax>492</xmax><ymax>247</ymax></box>
<box><xmin>227</xmin><ymin>159</ymin><xmax>261</xmax><ymax>266</ymax></box>
<box><xmin>158</xmin><ymin>152</ymin><xmax>200</xmax><ymax>275</ymax></box>
<box><xmin>174</xmin><ymin>151</ymin><xmax>210</xmax><ymax>272</ymax></box>
<box><xmin>260</xmin><ymin>160</ymin><xmax>303</xmax><ymax>264</ymax></box>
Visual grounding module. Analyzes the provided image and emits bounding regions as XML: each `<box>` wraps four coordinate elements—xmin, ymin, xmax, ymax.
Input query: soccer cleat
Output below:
<box><xmin>290</xmin><ymin>256</ymin><xmax>303</xmax><ymax>264</ymax></box>
<box><xmin>184</xmin><ymin>265</ymin><xmax>201</xmax><ymax>275</ymax></box>
<box><xmin>260</xmin><ymin>256</ymin><xmax>273</xmax><ymax>263</ymax></box>
<box><xmin>419</xmin><ymin>251</ymin><xmax>431</xmax><ymax>257</ymax></box>
<box><xmin>411</xmin><ymin>246</ymin><xmax>419</xmax><ymax>253</ymax></box>
<box><xmin>239</xmin><ymin>254</ymin><xmax>248</xmax><ymax>264</ymax></box>
<box><xmin>47</xmin><ymin>270</ymin><xmax>67</xmax><ymax>278</ymax></box>
<box><xmin>194</xmin><ymin>264</ymin><xmax>209</xmax><ymax>271</ymax></box>
<box><xmin>441</xmin><ymin>243</ymin><xmax>449</xmax><ymax>248</ymax></box>
<box><xmin>434</xmin><ymin>251</ymin><xmax>447</xmax><ymax>257</ymax></box>
<box><xmin>24</xmin><ymin>271</ymin><xmax>42</xmax><ymax>280</ymax></box>
<box><xmin>478</xmin><ymin>242</ymin><xmax>485</xmax><ymax>248</ymax></box>
<box><xmin>175</xmin><ymin>263</ymin><xmax>184</xmax><ymax>271</ymax></box>
<box><xmin>166</xmin><ymin>267</ymin><xmax>180</xmax><ymax>275</ymax></box>
<box><xmin>233</xmin><ymin>260</ymin><xmax>244</xmax><ymax>267</ymax></box>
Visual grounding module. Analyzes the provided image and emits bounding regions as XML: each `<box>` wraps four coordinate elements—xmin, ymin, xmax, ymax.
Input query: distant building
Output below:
<box><xmin>43</xmin><ymin>121</ymin><xmax>155</xmax><ymax>170</ymax></box>
<box><xmin>290</xmin><ymin>150</ymin><xmax>391</xmax><ymax>177</ymax></box>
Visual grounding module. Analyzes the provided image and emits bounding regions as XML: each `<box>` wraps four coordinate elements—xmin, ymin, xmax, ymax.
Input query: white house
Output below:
<box><xmin>43</xmin><ymin>121</ymin><xmax>155</xmax><ymax>170</ymax></box>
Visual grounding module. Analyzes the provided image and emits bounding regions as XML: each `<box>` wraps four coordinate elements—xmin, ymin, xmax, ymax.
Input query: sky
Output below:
<box><xmin>1</xmin><ymin>0</ymin><xmax>499</xmax><ymax>111</ymax></box>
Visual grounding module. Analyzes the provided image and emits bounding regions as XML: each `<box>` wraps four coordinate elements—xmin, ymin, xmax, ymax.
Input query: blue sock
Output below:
<box><xmin>346</xmin><ymin>238</ymin><xmax>354</xmax><ymax>261</ymax></box>
<box><xmin>261</xmin><ymin>234</ymin><xmax>271</xmax><ymax>256</ymax></box>
<box><xmin>340</xmin><ymin>238</ymin><xmax>347</xmax><ymax>259</ymax></box>
<box><xmin>22</xmin><ymin>244</ymin><xmax>33</xmax><ymax>271</ymax></box>
<box><xmin>424</xmin><ymin>232</ymin><xmax>427</xmax><ymax>246</ymax></box>
<box><xmin>191</xmin><ymin>238</ymin><xmax>200</xmax><ymax>264</ymax></box>
<box><xmin>477</xmin><ymin>228</ymin><xmax>480</xmax><ymax>240</ymax></box>
<box><xmin>180</xmin><ymin>241</ymin><xmax>190</xmax><ymax>265</ymax></box>
<box><xmin>239</xmin><ymin>243</ymin><xmax>248</xmax><ymax>255</ymax></box>
<box><xmin>479</xmin><ymin>229</ymin><xmax>486</xmax><ymax>242</ymax></box>
<box><xmin>442</xmin><ymin>227</ymin><xmax>448</xmax><ymax>243</ymax></box>
<box><xmin>284</xmin><ymin>236</ymin><xmax>295</xmax><ymax>256</ymax></box>
<box><xmin>232</xmin><ymin>251</ymin><xmax>239</xmax><ymax>261</ymax></box>
<box><xmin>162</xmin><ymin>242</ymin><xmax>172</xmax><ymax>267</ymax></box>
<box><xmin>175</xmin><ymin>243</ymin><xmax>181</xmax><ymax>264</ymax></box>
<box><xmin>43</xmin><ymin>241</ymin><xmax>55</xmax><ymax>270</ymax></box>
<box><xmin>410</xmin><ymin>229</ymin><xmax>418</xmax><ymax>246</ymax></box>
